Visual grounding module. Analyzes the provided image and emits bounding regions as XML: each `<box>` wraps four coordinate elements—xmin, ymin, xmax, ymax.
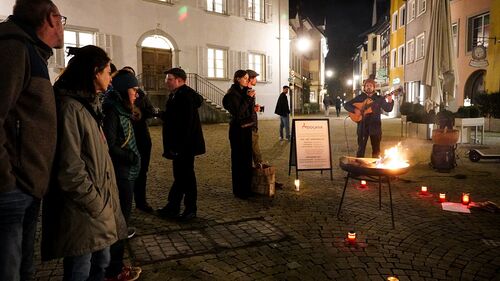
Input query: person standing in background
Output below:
<box><xmin>274</xmin><ymin>86</ymin><xmax>291</xmax><ymax>141</ymax></box>
<box><xmin>0</xmin><ymin>1</ymin><xmax>64</xmax><ymax>279</ymax></box>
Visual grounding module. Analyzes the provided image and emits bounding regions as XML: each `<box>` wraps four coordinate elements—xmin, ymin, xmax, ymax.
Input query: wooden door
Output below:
<box><xmin>142</xmin><ymin>47</ymin><xmax>172</xmax><ymax>92</ymax></box>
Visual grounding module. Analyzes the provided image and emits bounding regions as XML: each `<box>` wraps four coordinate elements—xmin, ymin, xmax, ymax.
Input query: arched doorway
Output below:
<box><xmin>139</xmin><ymin>34</ymin><xmax>174</xmax><ymax>92</ymax></box>
<box><xmin>464</xmin><ymin>70</ymin><xmax>486</xmax><ymax>104</ymax></box>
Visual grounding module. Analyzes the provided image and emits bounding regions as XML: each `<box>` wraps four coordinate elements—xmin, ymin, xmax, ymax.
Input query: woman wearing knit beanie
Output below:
<box><xmin>102</xmin><ymin>69</ymin><xmax>142</xmax><ymax>280</ymax></box>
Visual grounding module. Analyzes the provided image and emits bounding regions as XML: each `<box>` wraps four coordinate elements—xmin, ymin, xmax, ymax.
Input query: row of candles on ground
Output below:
<box><xmin>357</xmin><ymin>180</ymin><xmax>471</xmax><ymax>205</ymax></box>
<box><xmin>420</xmin><ymin>185</ymin><xmax>471</xmax><ymax>205</ymax></box>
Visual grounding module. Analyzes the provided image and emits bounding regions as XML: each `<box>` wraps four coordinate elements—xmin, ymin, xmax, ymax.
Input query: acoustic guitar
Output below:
<box><xmin>348</xmin><ymin>87</ymin><xmax>403</xmax><ymax>123</ymax></box>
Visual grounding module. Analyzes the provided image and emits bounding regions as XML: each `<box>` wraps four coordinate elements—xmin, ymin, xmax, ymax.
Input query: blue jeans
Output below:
<box><xmin>63</xmin><ymin>247</ymin><xmax>110</xmax><ymax>281</ymax></box>
<box><xmin>0</xmin><ymin>188</ymin><xmax>39</xmax><ymax>281</ymax></box>
<box><xmin>279</xmin><ymin>115</ymin><xmax>290</xmax><ymax>140</ymax></box>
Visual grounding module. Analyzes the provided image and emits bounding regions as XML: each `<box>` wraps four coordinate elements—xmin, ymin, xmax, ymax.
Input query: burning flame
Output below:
<box><xmin>376</xmin><ymin>143</ymin><xmax>409</xmax><ymax>169</ymax></box>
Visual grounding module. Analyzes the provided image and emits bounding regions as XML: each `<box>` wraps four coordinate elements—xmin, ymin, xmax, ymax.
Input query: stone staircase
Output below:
<box><xmin>137</xmin><ymin>72</ymin><xmax>229</xmax><ymax>123</ymax></box>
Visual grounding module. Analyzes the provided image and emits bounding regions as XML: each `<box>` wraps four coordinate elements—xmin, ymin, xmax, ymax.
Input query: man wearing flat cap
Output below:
<box><xmin>344</xmin><ymin>78</ymin><xmax>394</xmax><ymax>158</ymax></box>
<box><xmin>158</xmin><ymin>67</ymin><xmax>205</xmax><ymax>221</ymax></box>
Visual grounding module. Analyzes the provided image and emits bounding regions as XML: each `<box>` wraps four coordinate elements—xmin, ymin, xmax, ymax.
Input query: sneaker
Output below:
<box><xmin>127</xmin><ymin>227</ymin><xmax>136</xmax><ymax>239</ymax></box>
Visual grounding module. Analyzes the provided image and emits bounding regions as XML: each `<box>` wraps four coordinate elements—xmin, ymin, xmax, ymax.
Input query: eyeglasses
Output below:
<box><xmin>53</xmin><ymin>14</ymin><xmax>67</xmax><ymax>26</ymax></box>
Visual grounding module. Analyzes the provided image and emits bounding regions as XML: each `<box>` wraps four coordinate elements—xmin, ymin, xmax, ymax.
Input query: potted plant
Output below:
<box><xmin>475</xmin><ymin>92</ymin><xmax>500</xmax><ymax>132</ymax></box>
<box><xmin>406</xmin><ymin>103</ymin><xmax>436</xmax><ymax>140</ymax></box>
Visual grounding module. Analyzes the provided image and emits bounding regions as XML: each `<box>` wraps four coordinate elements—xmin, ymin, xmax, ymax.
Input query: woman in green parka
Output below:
<box><xmin>41</xmin><ymin>45</ymin><xmax>127</xmax><ymax>280</ymax></box>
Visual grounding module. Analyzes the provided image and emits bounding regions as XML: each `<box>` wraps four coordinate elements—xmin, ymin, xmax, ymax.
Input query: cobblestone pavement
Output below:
<box><xmin>35</xmin><ymin>113</ymin><xmax>500</xmax><ymax>280</ymax></box>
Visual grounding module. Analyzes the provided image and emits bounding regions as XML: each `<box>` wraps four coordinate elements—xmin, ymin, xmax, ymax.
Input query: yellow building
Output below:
<box><xmin>485</xmin><ymin>0</ymin><xmax>500</xmax><ymax>93</ymax></box>
<box><xmin>389</xmin><ymin>0</ymin><xmax>406</xmax><ymax>89</ymax></box>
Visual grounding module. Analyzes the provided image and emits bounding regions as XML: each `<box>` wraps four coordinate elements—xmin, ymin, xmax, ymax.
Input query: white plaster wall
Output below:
<box><xmin>0</xmin><ymin>0</ymin><xmax>290</xmax><ymax>119</ymax></box>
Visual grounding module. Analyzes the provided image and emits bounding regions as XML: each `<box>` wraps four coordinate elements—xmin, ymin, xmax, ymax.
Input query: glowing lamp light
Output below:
<box><xmin>296</xmin><ymin>37</ymin><xmax>311</xmax><ymax>52</ymax></box>
<box><xmin>439</xmin><ymin>193</ymin><xmax>446</xmax><ymax>203</ymax></box>
<box><xmin>347</xmin><ymin>231</ymin><xmax>356</xmax><ymax>243</ymax></box>
<box><xmin>294</xmin><ymin>179</ymin><xmax>300</xmax><ymax>191</ymax></box>
<box><xmin>387</xmin><ymin>277</ymin><xmax>400</xmax><ymax>281</ymax></box>
<box><xmin>421</xmin><ymin>186</ymin><xmax>428</xmax><ymax>194</ymax></box>
<box><xmin>360</xmin><ymin>180</ymin><xmax>367</xmax><ymax>188</ymax></box>
<box><xmin>462</xmin><ymin>193</ymin><xmax>470</xmax><ymax>205</ymax></box>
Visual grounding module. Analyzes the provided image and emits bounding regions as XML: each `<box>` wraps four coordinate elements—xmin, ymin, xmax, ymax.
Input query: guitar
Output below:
<box><xmin>348</xmin><ymin>87</ymin><xmax>403</xmax><ymax>123</ymax></box>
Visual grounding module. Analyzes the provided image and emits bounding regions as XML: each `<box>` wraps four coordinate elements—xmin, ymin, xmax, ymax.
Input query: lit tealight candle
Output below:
<box><xmin>347</xmin><ymin>231</ymin><xmax>356</xmax><ymax>243</ymax></box>
<box><xmin>387</xmin><ymin>277</ymin><xmax>400</xmax><ymax>281</ymax></box>
<box><xmin>360</xmin><ymin>180</ymin><xmax>367</xmax><ymax>188</ymax></box>
<box><xmin>421</xmin><ymin>186</ymin><xmax>428</xmax><ymax>194</ymax></box>
<box><xmin>294</xmin><ymin>179</ymin><xmax>300</xmax><ymax>191</ymax></box>
<box><xmin>439</xmin><ymin>193</ymin><xmax>446</xmax><ymax>203</ymax></box>
<box><xmin>462</xmin><ymin>193</ymin><xmax>470</xmax><ymax>205</ymax></box>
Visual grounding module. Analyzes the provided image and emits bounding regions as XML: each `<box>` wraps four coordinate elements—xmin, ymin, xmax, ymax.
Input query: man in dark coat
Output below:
<box><xmin>335</xmin><ymin>96</ymin><xmax>342</xmax><ymax>117</ymax></box>
<box><xmin>0</xmin><ymin>1</ymin><xmax>64</xmax><ymax>279</ymax></box>
<box><xmin>344</xmin><ymin>78</ymin><xmax>394</xmax><ymax>158</ymax></box>
<box><xmin>158</xmin><ymin>68</ymin><xmax>206</xmax><ymax>221</ymax></box>
<box><xmin>274</xmin><ymin>85</ymin><xmax>291</xmax><ymax>141</ymax></box>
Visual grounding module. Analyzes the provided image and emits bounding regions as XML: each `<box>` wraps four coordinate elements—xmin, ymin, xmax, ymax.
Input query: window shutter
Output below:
<box><xmin>96</xmin><ymin>33</ymin><xmax>113</xmax><ymax>59</ymax></box>
<box><xmin>227</xmin><ymin>0</ymin><xmax>237</xmax><ymax>15</ymax></box>
<box><xmin>264</xmin><ymin>0</ymin><xmax>272</xmax><ymax>23</ymax></box>
<box><xmin>229</xmin><ymin>50</ymin><xmax>240</xmax><ymax>77</ymax></box>
<box><xmin>240</xmin><ymin>51</ymin><xmax>248</xmax><ymax>69</ymax></box>
<box><xmin>197</xmin><ymin>46</ymin><xmax>208</xmax><ymax>77</ymax></box>
<box><xmin>48</xmin><ymin>48</ymin><xmax>64</xmax><ymax>69</ymax></box>
<box><xmin>266</xmin><ymin>55</ymin><xmax>272</xmax><ymax>81</ymax></box>
<box><xmin>197</xmin><ymin>0</ymin><xmax>207</xmax><ymax>10</ymax></box>
<box><xmin>240</xmin><ymin>0</ymin><xmax>248</xmax><ymax>18</ymax></box>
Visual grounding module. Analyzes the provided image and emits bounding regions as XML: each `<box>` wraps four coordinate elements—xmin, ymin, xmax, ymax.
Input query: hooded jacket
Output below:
<box><xmin>162</xmin><ymin>84</ymin><xmax>206</xmax><ymax>159</ymax></box>
<box><xmin>41</xmin><ymin>86</ymin><xmax>127</xmax><ymax>260</ymax></box>
<box><xmin>0</xmin><ymin>17</ymin><xmax>57</xmax><ymax>198</ymax></box>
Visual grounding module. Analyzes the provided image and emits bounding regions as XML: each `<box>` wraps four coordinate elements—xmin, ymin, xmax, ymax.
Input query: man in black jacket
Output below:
<box><xmin>0</xmin><ymin>1</ymin><xmax>64</xmax><ymax>279</ymax></box>
<box><xmin>344</xmin><ymin>78</ymin><xmax>394</xmax><ymax>158</ymax></box>
<box><xmin>274</xmin><ymin>86</ymin><xmax>291</xmax><ymax>141</ymax></box>
<box><xmin>158</xmin><ymin>68</ymin><xmax>206</xmax><ymax>221</ymax></box>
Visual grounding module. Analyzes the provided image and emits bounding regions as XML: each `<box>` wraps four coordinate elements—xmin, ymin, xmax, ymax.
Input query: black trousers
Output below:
<box><xmin>357</xmin><ymin>133</ymin><xmax>382</xmax><ymax>158</ymax></box>
<box><xmin>229</xmin><ymin>125</ymin><xmax>253</xmax><ymax>198</ymax></box>
<box><xmin>134</xmin><ymin>142</ymin><xmax>151</xmax><ymax>208</ymax></box>
<box><xmin>166</xmin><ymin>155</ymin><xmax>197</xmax><ymax>213</ymax></box>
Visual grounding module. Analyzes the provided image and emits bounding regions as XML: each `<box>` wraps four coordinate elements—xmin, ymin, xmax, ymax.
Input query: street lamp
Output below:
<box><xmin>326</xmin><ymin>69</ymin><xmax>334</xmax><ymax>78</ymax></box>
<box><xmin>296</xmin><ymin>37</ymin><xmax>311</xmax><ymax>52</ymax></box>
<box><xmin>347</xmin><ymin>79</ymin><xmax>353</xmax><ymax>86</ymax></box>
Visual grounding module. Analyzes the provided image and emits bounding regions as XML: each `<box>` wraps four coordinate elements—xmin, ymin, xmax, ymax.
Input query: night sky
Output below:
<box><xmin>289</xmin><ymin>0</ymin><xmax>390</xmax><ymax>95</ymax></box>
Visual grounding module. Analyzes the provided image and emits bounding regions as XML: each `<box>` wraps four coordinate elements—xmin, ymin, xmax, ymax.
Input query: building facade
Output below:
<box><xmin>485</xmin><ymin>0</ymin><xmax>499</xmax><ymax>94</ymax></box>
<box><xmin>0</xmin><ymin>0</ymin><xmax>290</xmax><ymax>119</ymax></box>
<box><xmin>404</xmin><ymin>0</ymin><xmax>430</xmax><ymax>105</ymax></box>
<box><xmin>450</xmin><ymin>0</ymin><xmax>492</xmax><ymax>109</ymax></box>
<box><xmin>389</xmin><ymin>0</ymin><xmax>406</xmax><ymax>92</ymax></box>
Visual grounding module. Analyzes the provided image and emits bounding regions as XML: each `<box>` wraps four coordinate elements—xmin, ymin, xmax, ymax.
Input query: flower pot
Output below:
<box><xmin>432</xmin><ymin>129</ymin><xmax>459</xmax><ymax>145</ymax></box>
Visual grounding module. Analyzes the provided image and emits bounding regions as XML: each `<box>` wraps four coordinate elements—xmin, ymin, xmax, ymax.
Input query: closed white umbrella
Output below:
<box><xmin>421</xmin><ymin>0</ymin><xmax>458</xmax><ymax>106</ymax></box>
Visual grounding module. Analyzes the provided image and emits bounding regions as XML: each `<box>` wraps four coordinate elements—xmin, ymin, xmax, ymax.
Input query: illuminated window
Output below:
<box><xmin>207</xmin><ymin>48</ymin><xmax>227</xmax><ymax>78</ymax></box>
<box><xmin>248</xmin><ymin>0</ymin><xmax>263</xmax><ymax>22</ymax></box>
<box><xmin>207</xmin><ymin>0</ymin><xmax>225</xmax><ymax>13</ymax></box>
<box><xmin>248</xmin><ymin>53</ymin><xmax>265</xmax><ymax>81</ymax></box>
<box><xmin>467</xmin><ymin>12</ymin><xmax>489</xmax><ymax>52</ymax></box>
<box><xmin>64</xmin><ymin>30</ymin><xmax>95</xmax><ymax>66</ymax></box>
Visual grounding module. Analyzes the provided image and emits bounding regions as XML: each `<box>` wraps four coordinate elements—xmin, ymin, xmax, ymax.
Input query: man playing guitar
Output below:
<box><xmin>344</xmin><ymin>78</ymin><xmax>394</xmax><ymax>158</ymax></box>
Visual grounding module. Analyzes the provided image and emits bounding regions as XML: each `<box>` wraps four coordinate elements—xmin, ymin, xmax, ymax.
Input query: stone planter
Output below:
<box><xmin>408</xmin><ymin>123</ymin><xmax>434</xmax><ymax>140</ymax></box>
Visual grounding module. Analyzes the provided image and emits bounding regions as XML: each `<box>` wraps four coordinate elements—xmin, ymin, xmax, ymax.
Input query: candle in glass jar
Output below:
<box><xmin>439</xmin><ymin>193</ymin><xmax>446</xmax><ymax>202</ymax></box>
<box><xmin>294</xmin><ymin>179</ymin><xmax>300</xmax><ymax>191</ymax></box>
<box><xmin>347</xmin><ymin>231</ymin><xmax>356</xmax><ymax>243</ymax></box>
<box><xmin>360</xmin><ymin>180</ymin><xmax>367</xmax><ymax>188</ymax></box>
<box><xmin>421</xmin><ymin>186</ymin><xmax>428</xmax><ymax>194</ymax></box>
<box><xmin>462</xmin><ymin>193</ymin><xmax>470</xmax><ymax>205</ymax></box>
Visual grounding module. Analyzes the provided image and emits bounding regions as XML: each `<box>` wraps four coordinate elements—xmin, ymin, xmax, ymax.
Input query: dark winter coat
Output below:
<box><xmin>0</xmin><ymin>17</ymin><xmax>57</xmax><ymax>198</ymax></box>
<box><xmin>132</xmin><ymin>89</ymin><xmax>154</xmax><ymax>154</ymax></box>
<box><xmin>162</xmin><ymin>84</ymin><xmax>206</xmax><ymax>159</ymax></box>
<box><xmin>102</xmin><ymin>91</ymin><xmax>141</xmax><ymax>180</ymax></box>
<box><xmin>42</xmin><ymin>87</ymin><xmax>127</xmax><ymax>260</ymax></box>
<box><xmin>344</xmin><ymin>92</ymin><xmax>394</xmax><ymax>136</ymax></box>
<box><xmin>274</xmin><ymin>92</ymin><xmax>290</xmax><ymax>117</ymax></box>
<box><xmin>223</xmin><ymin>84</ymin><xmax>255</xmax><ymax>127</ymax></box>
